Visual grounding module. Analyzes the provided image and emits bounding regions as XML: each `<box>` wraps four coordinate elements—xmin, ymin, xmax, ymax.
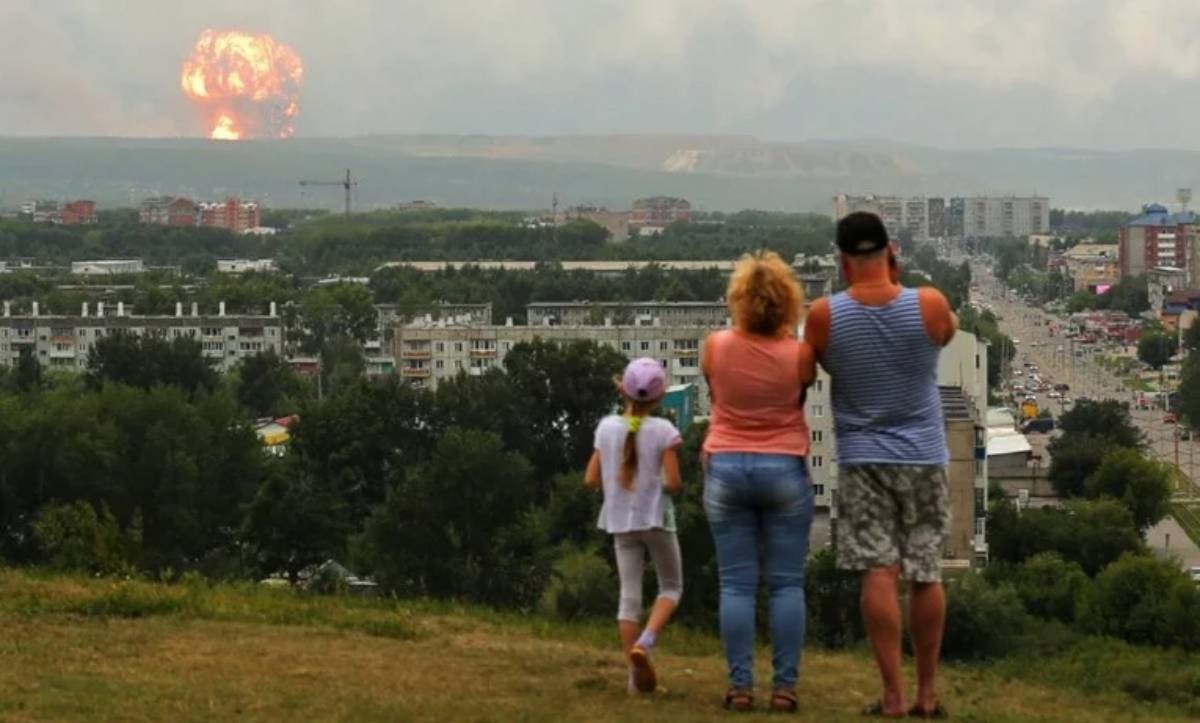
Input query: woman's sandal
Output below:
<box><xmin>908</xmin><ymin>702</ymin><xmax>949</xmax><ymax>719</ymax></box>
<box><xmin>724</xmin><ymin>688</ymin><xmax>755</xmax><ymax>712</ymax></box>
<box><xmin>769</xmin><ymin>688</ymin><xmax>798</xmax><ymax>712</ymax></box>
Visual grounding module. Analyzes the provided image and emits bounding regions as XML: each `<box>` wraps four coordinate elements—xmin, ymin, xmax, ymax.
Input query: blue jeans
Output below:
<box><xmin>704</xmin><ymin>453</ymin><xmax>814</xmax><ymax>690</ymax></box>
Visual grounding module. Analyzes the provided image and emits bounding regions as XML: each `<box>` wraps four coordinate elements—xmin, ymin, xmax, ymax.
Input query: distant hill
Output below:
<box><xmin>1</xmin><ymin>135</ymin><xmax>1197</xmax><ymax>213</ymax></box>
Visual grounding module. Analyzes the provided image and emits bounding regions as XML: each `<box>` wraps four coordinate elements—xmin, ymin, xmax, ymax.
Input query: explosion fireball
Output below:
<box><xmin>181</xmin><ymin>29</ymin><xmax>303</xmax><ymax>140</ymax></box>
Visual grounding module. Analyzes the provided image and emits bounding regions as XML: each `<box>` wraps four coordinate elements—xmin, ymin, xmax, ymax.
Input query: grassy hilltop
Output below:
<box><xmin>0</xmin><ymin>569</ymin><xmax>1193</xmax><ymax>722</ymax></box>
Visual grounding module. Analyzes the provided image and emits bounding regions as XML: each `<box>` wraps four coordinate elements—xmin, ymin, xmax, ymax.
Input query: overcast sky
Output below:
<box><xmin>4</xmin><ymin>0</ymin><xmax>1200</xmax><ymax>149</ymax></box>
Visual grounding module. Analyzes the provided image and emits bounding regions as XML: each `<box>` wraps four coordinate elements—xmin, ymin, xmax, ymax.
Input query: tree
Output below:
<box><xmin>298</xmin><ymin>283</ymin><xmax>378</xmax><ymax>353</ymax></box>
<box><xmin>1084</xmin><ymin>448</ymin><xmax>1173</xmax><ymax>532</ymax></box>
<box><xmin>987</xmin><ymin>498</ymin><xmax>1143</xmax><ymax>576</ymax></box>
<box><xmin>503</xmin><ymin>339</ymin><xmax>626</xmax><ymax>476</ymax></box>
<box><xmin>233</xmin><ymin>349</ymin><xmax>308</xmax><ymax>417</ymax></box>
<box><xmin>1047</xmin><ymin>432</ymin><xmax>1110</xmax><ymax>498</ymax></box>
<box><xmin>1138</xmin><ymin>329</ymin><xmax>1177</xmax><ymax>370</ymax></box>
<box><xmin>355</xmin><ymin>428</ymin><xmax>546</xmax><ymax>606</ymax></box>
<box><xmin>86</xmin><ymin>332</ymin><xmax>218</xmax><ymax>397</ymax></box>
<box><xmin>12</xmin><ymin>346</ymin><xmax>41</xmax><ymax>393</ymax></box>
<box><xmin>1056</xmin><ymin>399</ymin><xmax>1142</xmax><ymax>448</ymax></box>
<box><xmin>1078</xmin><ymin>553</ymin><xmax>1200</xmax><ymax>650</ymax></box>
<box><xmin>1010</xmin><ymin>552</ymin><xmax>1089</xmax><ymax>623</ymax></box>
<box><xmin>240</xmin><ymin>457</ymin><xmax>352</xmax><ymax>583</ymax></box>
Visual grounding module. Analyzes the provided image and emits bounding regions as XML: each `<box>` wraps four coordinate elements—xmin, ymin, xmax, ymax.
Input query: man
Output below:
<box><xmin>804</xmin><ymin>212</ymin><xmax>956</xmax><ymax>719</ymax></box>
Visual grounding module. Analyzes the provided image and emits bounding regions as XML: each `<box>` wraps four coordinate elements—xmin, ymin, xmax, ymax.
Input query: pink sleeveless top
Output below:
<box><xmin>703</xmin><ymin>329</ymin><xmax>810</xmax><ymax>456</ymax></box>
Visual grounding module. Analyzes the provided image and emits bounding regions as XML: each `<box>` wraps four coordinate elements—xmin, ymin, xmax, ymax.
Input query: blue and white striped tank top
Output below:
<box><xmin>824</xmin><ymin>287</ymin><xmax>947</xmax><ymax>465</ymax></box>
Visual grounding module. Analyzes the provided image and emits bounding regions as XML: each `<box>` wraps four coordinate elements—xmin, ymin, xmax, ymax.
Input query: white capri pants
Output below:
<box><xmin>614</xmin><ymin>529</ymin><xmax>684</xmax><ymax>622</ymax></box>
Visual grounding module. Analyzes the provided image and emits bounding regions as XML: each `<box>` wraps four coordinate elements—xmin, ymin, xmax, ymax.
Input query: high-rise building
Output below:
<box><xmin>962</xmin><ymin>196</ymin><xmax>1050</xmax><ymax>238</ymax></box>
<box><xmin>1118</xmin><ymin>203</ymin><xmax>1199</xmax><ymax>279</ymax></box>
<box><xmin>199</xmin><ymin>198</ymin><xmax>261</xmax><ymax>234</ymax></box>
<box><xmin>928</xmin><ymin>197</ymin><xmax>947</xmax><ymax>238</ymax></box>
<box><xmin>833</xmin><ymin>194</ymin><xmax>932</xmax><ymax>241</ymax></box>
<box><xmin>947</xmin><ymin>197</ymin><xmax>966</xmax><ymax>239</ymax></box>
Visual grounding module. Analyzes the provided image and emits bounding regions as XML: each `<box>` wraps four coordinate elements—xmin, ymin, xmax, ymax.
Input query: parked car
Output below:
<box><xmin>1022</xmin><ymin>418</ymin><xmax>1056</xmax><ymax>434</ymax></box>
<box><xmin>1164</xmin><ymin>413</ymin><xmax>1178</xmax><ymax>425</ymax></box>
<box><xmin>1053</xmin><ymin>383</ymin><xmax>1070</xmax><ymax>392</ymax></box>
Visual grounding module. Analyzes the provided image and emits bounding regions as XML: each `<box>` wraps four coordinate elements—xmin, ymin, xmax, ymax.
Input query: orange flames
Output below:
<box><xmin>181</xmin><ymin>29</ymin><xmax>303</xmax><ymax>140</ymax></box>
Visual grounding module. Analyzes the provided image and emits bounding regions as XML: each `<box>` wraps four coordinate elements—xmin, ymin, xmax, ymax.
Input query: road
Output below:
<box><xmin>970</xmin><ymin>260</ymin><xmax>1200</xmax><ymax>569</ymax></box>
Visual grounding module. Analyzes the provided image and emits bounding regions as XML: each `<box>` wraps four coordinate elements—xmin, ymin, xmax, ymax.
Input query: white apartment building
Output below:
<box><xmin>70</xmin><ymin>259</ymin><xmax>145</xmax><ymax>276</ymax></box>
<box><xmin>392</xmin><ymin>319</ymin><xmax>716</xmax><ymax>408</ymax></box>
<box><xmin>0</xmin><ymin>301</ymin><xmax>283</xmax><ymax>373</ymax></box>
<box><xmin>217</xmin><ymin>259</ymin><xmax>279</xmax><ymax>274</ymax></box>
<box><xmin>526</xmin><ymin>301</ymin><xmax>729</xmax><ymax>327</ymax></box>
<box><xmin>963</xmin><ymin>196</ymin><xmax>1050</xmax><ymax>238</ymax></box>
<box><xmin>834</xmin><ymin>194</ymin><xmax>930</xmax><ymax>241</ymax></box>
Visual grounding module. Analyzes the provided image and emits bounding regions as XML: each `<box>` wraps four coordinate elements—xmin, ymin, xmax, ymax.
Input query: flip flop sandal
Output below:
<box><xmin>628</xmin><ymin>645</ymin><xmax>657</xmax><ymax>694</ymax></box>
<box><xmin>724</xmin><ymin>688</ymin><xmax>755</xmax><ymax>712</ymax></box>
<box><xmin>908</xmin><ymin>702</ymin><xmax>949</xmax><ymax>719</ymax></box>
<box><xmin>769</xmin><ymin>688</ymin><xmax>798</xmax><ymax>712</ymax></box>
<box><xmin>862</xmin><ymin>701</ymin><xmax>906</xmax><ymax>718</ymax></box>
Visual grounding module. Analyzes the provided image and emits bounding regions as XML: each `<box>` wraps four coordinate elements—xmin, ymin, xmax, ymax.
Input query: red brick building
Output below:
<box><xmin>140</xmin><ymin>197</ymin><xmax>200</xmax><ymax>226</ymax></box>
<box><xmin>59</xmin><ymin>200</ymin><xmax>97</xmax><ymax>225</ymax></box>
<box><xmin>199</xmin><ymin>198</ymin><xmax>261</xmax><ymax>234</ymax></box>
<box><xmin>630</xmin><ymin>196</ymin><xmax>691</xmax><ymax>230</ymax></box>
<box><xmin>1118</xmin><ymin>202</ymin><xmax>1198</xmax><ymax>278</ymax></box>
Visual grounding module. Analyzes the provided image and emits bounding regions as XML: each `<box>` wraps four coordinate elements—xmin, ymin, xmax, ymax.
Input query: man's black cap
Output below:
<box><xmin>836</xmin><ymin>212</ymin><xmax>890</xmax><ymax>256</ymax></box>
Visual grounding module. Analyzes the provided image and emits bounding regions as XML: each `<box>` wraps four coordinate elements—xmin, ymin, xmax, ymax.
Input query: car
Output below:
<box><xmin>1022</xmin><ymin>418</ymin><xmax>1056</xmax><ymax>434</ymax></box>
<box><xmin>1053</xmin><ymin>383</ymin><xmax>1070</xmax><ymax>392</ymax></box>
<box><xmin>1164</xmin><ymin>413</ymin><xmax>1178</xmax><ymax>425</ymax></box>
<box><xmin>1048</xmin><ymin>391</ymin><xmax>1062</xmax><ymax>399</ymax></box>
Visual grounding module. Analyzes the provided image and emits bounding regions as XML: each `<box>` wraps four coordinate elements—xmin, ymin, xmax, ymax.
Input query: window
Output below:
<box><xmin>815</xmin><ymin>378</ymin><xmax>823</xmax><ymax>392</ymax></box>
<box><xmin>435</xmin><ymin>360</ymin><xmax>444</xmax><ymax>370</ymax></box>
<box><xmin>659</xmin><ymin>341</ymin><xmax>668</xmax><ymax>352</ymax></box>
<box><xmin>679</xmin><ymin>357</ymin><xmax>698</xmax><ymax>368</ymax></box>
<box><xmin>814</xmin><ymin>484</ymin><xmax>826</xmax><ymax>497</ymax></box>
<box><xmin>660</xmin><ymin>359</ymin><xmax>668</xmax><ymax>368</ymax></box>
<box><xmin>974</xmin><ymin>518</ymin><xmax>986</xmax><ymax>537</ymax></box>
<box><xmin>455</xmin><ymin>360</ymin><xmax>463</xmax><ymax>369</ymax></box>
<box><xmin>502</xmin><ymin>341</ymin><xmax>512</xmax><ymax>352</ymax></box>
<box><xmin>435</xmin><ymin>342</ymin><xmax>445</xmax><ymax>353</ymax></box>
<box><xmin>812</xmin><ymin>404</ymin><xmax>824</xmax><ymax>418</ymax></box>
<box><xmin>812</xmin><ymin>456</ymin><xmax>823</xmax><ymax>468</ymax></box>
<box><xmin>640</xmin><ymin>341</ymin><xmax>650</xmax><ymax>352</ymax></box>
<box><xmin>454</xmin><ymin>342</ymin><xmax>463</xmax><ymax>353</ymax></box>
<box><xmin>975</xmin><ymin>354</ymin><xmax>980</xmax><ymax>370</ymax></box>
<box><xmin>812</xmin><ymin>430</ymin><xmax>823</xmax><ymax>443</ymax></box>
<box><xmin>621</xmin><ymin>341</ymin><xmax>632</xmax><ymax>352</ymax></box>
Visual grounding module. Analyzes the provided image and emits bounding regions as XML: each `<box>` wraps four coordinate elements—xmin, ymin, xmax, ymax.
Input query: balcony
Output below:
<box><xmin>401</xmin><ymin>366</ymin><xmax>431</xmax><ymax>378</ymax></box>
<box><xmin>469</xmin><ymin>348</ymin><xmax>498</xmax><ymax>358</ymax></box>
<box><xmin>401</xmin><ymin>349</ymin><xmax>432</xmax><ymax>360</ymax></box>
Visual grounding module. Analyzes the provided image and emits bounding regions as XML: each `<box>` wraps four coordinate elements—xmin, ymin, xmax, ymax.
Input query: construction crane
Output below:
<box><xmin>299</xmin><ymin>169</ymin><xmax>358</xmax><ymax>218</ymax></box>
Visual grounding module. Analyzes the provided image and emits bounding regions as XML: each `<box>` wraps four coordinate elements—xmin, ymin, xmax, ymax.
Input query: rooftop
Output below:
<box><xmin>1124</xmin><ymin>203</ymin><xmax>1199</xmax><ymax>227</ymax></box>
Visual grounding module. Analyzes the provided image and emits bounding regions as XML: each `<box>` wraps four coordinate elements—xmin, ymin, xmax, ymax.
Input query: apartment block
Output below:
<box><xmin>629</xmin><ymin>196</ymin><xmax>691</xmax><ymax>231</ymax></box>
<box><xmin>139</xmin><ymin>197</ymin><xmax>201</xmax><ymax>226</ymax></box>
<box><xmin>0</xmin><ymin>300</ymin><xmax>283</xmax><ymax>373</ymax></box>
<box><xmin>526</xmin><ymin>301</ymin><xmax>728</xmax><ymax>327</ymax></box>
<box><xmin>1118</xmin><ymin>203</ymin><xmax>1200</xmax><ymax>280</ymax></box>
<box><xmin>962</xmin><ymin>196</ymin><xmax>1050</xmax><ymax>238</ymax></box>
<box><xmin>217</xmin><ymin>259</ymin><xmax>279</xmax><ymax>274</ymax></box>
<box><xmin>140</xmin><ymin>196</ymin><xmax>261</xmax><ymax>233</ymax></box>
<box><xmin>70</xmin><ymin>259</ymin><xmax>145</xmax><ymax>276</ymax></box>
<box><xmin>19</xmin><ymin>200</ymin><xmax>97</xmax><ymax>225</ymax></box>
<box><xmin>833</xmin><ymin>194</ymin><xmax>929</xmax><ymax>241</ymax></box>
<box><xmin>392</xmin><ymin>319</ymin><xmax>712</xmax><ymax>406</ymax></box>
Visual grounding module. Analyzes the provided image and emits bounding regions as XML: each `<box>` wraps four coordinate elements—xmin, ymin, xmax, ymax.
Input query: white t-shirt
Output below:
<box><xmin>593</xmin><ymin>414</ymin><xmax>683</xmax><ymax>534</ymax></box>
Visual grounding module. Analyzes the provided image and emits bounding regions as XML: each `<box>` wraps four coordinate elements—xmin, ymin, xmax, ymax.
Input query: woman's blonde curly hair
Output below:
<box><xmin>726</xmin><ymin>250</ymin><xmax>805</xmax><ymax>337</ymax></box>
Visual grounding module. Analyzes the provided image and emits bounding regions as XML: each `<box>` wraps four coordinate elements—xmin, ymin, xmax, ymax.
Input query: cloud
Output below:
<box><xmin>2</xmin><ymin>0</ymin><xmax>1200</xmax><ymax>146</ymax></box>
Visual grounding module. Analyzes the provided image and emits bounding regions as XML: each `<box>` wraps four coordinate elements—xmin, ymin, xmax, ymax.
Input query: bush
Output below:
<box><xmin>1013</xmin><ymin>553</ymin><xmax>1089</xmax><ymax>623</ymax></box>
<box><xmin>805</xmin><ymin>547</ymin><xmax>865</xmax><ymax>648</ymax></box>
<box><xmin>943</xmin><ymin>572</ymin><xmax>1030</xmax><ymax>661</ymax></box>
<box><xmin>1078</xmin><ymin>553</ymin><xmax>1200</xmax><ymax>650</ymax></box>
<box><xmin>540</xmin><ymin>547</ymin><xmax>617</xmax><ymax>620</ymax></box>
<box><xmin>987</xmin><ymin>498</ymin><xmax>1142</xmax><ymax>576</ymax></box>
<box><xmin>32</xmin><ymin>502</ymin><xmax>141</xmax><ymax>575</ymax></box>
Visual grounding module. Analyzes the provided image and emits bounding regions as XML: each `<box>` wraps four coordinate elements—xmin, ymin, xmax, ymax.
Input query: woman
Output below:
<box><xmin>701</xmin><ymin>250</ymin><xmax>816</xmax><ymax>713</ymax></box>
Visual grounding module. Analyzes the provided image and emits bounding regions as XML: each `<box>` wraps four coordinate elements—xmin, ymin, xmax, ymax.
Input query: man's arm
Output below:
<box><xmin>918</xmin><ymin>287</ymin><xmax>957</xmax><ymax>347</ymax></box>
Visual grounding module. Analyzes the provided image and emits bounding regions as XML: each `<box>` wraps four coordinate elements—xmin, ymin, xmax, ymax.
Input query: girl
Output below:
<box><xmin>585</xmin><ymin>357</ymin><xmax>684</xmax><ymax>694</ymax></box>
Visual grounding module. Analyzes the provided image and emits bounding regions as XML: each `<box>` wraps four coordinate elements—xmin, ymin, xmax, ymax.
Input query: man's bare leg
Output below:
<box><xmin>909</xmin><ymin>581</ymin><xmax>945</xmax><ymax>712</ymax></box>
<box><xmin>861</xmin><ymin>566</ymin><xmax>905</xmax><ymax>716</ymax></box>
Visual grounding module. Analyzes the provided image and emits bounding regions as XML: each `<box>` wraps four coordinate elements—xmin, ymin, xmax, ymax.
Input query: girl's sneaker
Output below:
<box><xmin>628</xmin><ymin>644</ymin><xmax>658</xmax><ymax>693</ymax></box>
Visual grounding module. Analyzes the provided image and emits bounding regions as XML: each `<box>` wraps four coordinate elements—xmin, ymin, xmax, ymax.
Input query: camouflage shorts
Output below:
<box><xmin>835</xmin><ymin>465</ymin><xmax>950</xmax><ymax>583</ymax></box>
